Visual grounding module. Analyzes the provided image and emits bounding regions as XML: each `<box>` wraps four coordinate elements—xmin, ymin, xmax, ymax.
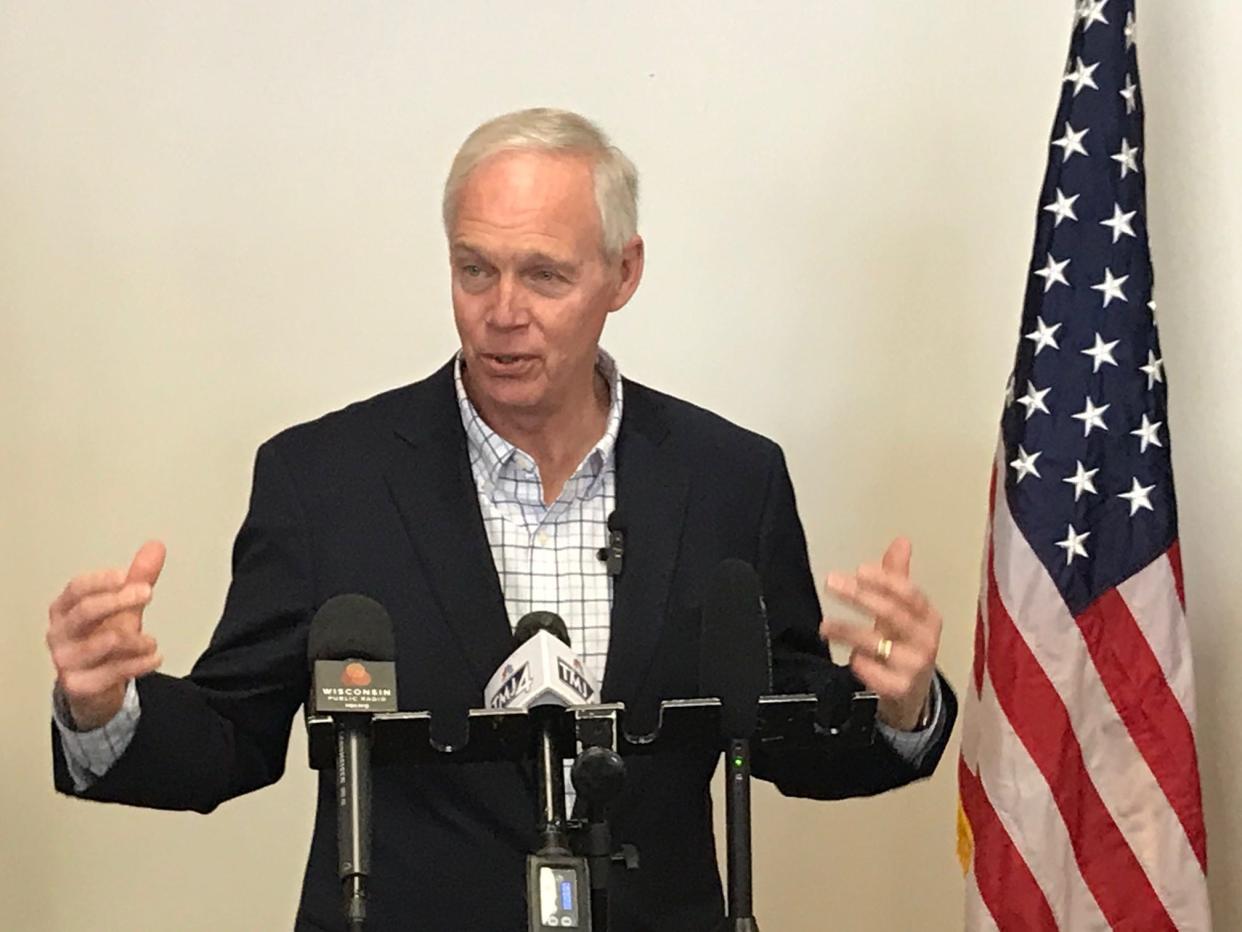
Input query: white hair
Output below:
<box><xmin>442</xmin><ymin>107</ymin><xmax>639</xmax><ymax>259</ymax></box>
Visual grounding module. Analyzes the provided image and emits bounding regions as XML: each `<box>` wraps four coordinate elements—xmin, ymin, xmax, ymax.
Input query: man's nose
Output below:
<box><xmin>487</xmin><ymin>273</ymin><xmax>529</xmax><ymax>329</ymax></box>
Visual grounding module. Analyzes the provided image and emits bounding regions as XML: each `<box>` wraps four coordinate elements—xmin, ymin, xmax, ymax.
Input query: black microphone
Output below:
<box><xmin>307</xmin><ymin>595</ymin><xmax>398</xmax><ymax>932</ymax></box>
<box><xmin>700</xmin><ymin>560</ymin><xmax>771</xmax><ymax>738</ymax></box>
<box><xmin>699</xmin><ymin>559</ymin><xmax>770</xmax><ymax>931</ymax></box>
<box><xmin>597</xmin><ymin>510</ymin><xmax>625</xmax><ymax>577</ymax></box>
<box><xmin>514</xmin><ymin>610</ymin><xmax>570</xmax><ymax>648</ymax></box>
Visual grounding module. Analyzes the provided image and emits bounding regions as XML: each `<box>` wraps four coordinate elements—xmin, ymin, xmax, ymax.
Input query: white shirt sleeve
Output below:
<box><xmin>873</xmin><ymin>675</ymin><xmax>947</xmax><ymax>769</ymax></box>
<box><xmin>52</xmin><ymin>679</ymin><xmax>141</xmax><ymax>791</ymax></box>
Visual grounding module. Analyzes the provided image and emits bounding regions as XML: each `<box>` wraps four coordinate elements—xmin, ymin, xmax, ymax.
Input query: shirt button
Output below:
<box><xmin>535</xmin><ymin>532</ymin><xmax>551</xmax><ymax>547</ymax></box>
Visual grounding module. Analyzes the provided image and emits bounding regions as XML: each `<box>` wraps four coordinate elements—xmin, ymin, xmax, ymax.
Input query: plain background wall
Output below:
<box><xmin>2</xmin><ymin>3</ymin><xmax>1237</xmax><ymax>929</ymax></box>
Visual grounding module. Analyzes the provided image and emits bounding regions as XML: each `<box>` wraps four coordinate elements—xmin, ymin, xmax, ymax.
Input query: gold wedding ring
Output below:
<box><xmin>875</xmin><ymin>636</ymin><xmax>894</xmax><ymax>663</ymax></box>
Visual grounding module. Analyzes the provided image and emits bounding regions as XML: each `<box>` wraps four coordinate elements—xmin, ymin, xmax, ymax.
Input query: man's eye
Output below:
<box><xmin>462</xmin><ymin>264</ymin><xmax>482</xmax><ymax>277</ymax></box>
<box><xmin>534</xmin><ymin>269</ymin><xmax>559</xmax><ymax>282</ymax></box>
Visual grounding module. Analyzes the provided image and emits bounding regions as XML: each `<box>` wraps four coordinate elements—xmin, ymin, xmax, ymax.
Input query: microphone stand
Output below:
<box><xmin>336</xmin><ymin>713</ymin><xmax>373</xmax><ymax>932</ymax></box>
<box><xmin>570</xmin><ymin>747</ymin><xmax>630</xmax><ymax>932</ymax></box>
<box><xmin>535</xmin><ymin>712</ymin><xmax>570</xmax><ymax>855</ymax></box>
<box><xmin>720</xmin><ymin>737</ymin><xmax>759</xmax><ymax>932</ymax></box>
<box><xmin>526</xmin><ymin>709</ymin><xmax>591</xmax><ymax>931</ymax></box>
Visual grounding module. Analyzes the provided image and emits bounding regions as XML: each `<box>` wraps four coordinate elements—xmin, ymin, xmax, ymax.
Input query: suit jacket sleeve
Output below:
<box><xmin>51</xmin><ymin>439</ymin><xmax>315</xmax><ymax>813</ymax></box>
<box><xmin>749</xmin><ymin>444</ymin><xmax>957</xmax><ymax>800</ymax></box>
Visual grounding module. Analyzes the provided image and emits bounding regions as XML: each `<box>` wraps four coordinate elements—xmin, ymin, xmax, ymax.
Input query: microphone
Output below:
<box><xmin>699</xmin><ymin>559</ymin><xmax>770</xmax><ymax>931</ymax></box>
<box><xmin>700</xmin><ymin>560</ymin><xmax>771</xmax><ymax>738</ymax></box>
<box><xmin>596</xmin><ymin>510</ymin><xmax>625</xmax><ymax>577</ymax></box>
<box><xmin>489</xmin><ymin>612</ymin><xmax>596</xmax><ymax>932</ymax></box>
<box><xmin>483</xmin><ymin>611</ymin><xmax>599</xmax><ymax>711</ymax></box>
<box><xmin>307</xmin><ymin>594</ymin><xmax>398</xmax><ymax>932</ymax></box>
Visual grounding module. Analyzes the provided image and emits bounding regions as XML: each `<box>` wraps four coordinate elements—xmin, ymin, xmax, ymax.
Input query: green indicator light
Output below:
<box><xmin>733</xmin><ymin>756</ymin><xmax>744</xmax><ymax>768</ymax></box>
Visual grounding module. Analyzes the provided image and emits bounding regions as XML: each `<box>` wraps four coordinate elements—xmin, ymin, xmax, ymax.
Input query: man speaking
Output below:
<box><xmin>46</xmin><ymin>108</ymin><xmax>956</xmax><ymax>931</ymax></box>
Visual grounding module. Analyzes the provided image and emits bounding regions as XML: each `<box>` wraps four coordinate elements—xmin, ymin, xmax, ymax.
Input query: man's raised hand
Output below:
<box><xmin>818</xmin><ymin>537</ymin><xmax>942</xmax><ymax>731</ymax></box>
<box><xmin>46</xmin><ymin>541</ymin><xmax>166</xmax><ymax>730</ymax></box>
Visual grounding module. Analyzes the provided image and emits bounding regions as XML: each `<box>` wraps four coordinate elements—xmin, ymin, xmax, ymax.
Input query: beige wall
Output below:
<box><xmin>2</xmin><ymin>3</ymin><xmax>1238</xmax><ymax>929</ymax></box>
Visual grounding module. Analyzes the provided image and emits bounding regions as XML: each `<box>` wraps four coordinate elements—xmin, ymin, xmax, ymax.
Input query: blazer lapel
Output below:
<box><xmin>381</xmin><ymin>363</ymin><xmax>513</xmax><ymax>690</ymax></box>
<box><xmin>603</xmin><ymin>382</ymin><xmax>690</xmax><ymax>703</ymax></box>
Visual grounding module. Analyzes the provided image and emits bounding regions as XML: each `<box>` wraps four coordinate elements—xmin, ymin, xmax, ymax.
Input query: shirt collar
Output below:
<box><xmin>454</xmin><ymin>348</ymin><xmax>624</xmax><ymax>495</ymax></box>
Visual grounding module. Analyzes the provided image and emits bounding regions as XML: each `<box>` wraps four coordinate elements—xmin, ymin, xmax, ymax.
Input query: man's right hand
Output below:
<box><xmin>47</xmin><ymin>541</ymin><xmax>167</xmax><ymax>731</ymax></box>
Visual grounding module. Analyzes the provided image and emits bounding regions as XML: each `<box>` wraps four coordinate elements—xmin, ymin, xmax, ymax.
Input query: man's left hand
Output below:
<box><xmin>818</xmin><ymin>537</ymin><xmax>942</xmax><ymax>731</ymax></box>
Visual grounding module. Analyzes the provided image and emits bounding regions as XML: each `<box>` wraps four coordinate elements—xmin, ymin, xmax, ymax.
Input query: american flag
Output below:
<box><xmin>957</xmin><ymin>2</ymin><xmax>1211</xmax><ymax>929</ymax></box>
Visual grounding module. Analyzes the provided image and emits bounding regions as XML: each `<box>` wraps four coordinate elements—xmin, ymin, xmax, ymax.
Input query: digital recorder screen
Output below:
<box><xmin>538</xmin><ymin>865</ymin><xmax>580</xmax><ymax>928</ymax></box>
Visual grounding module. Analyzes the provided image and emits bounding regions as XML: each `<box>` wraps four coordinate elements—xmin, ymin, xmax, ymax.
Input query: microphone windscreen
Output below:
<box><xmin>513</xmin><ymin>610</ymin><xmax>570</xmax><ymax>647</ymax></box>
<box><xmin>307</xmin><ymin>594</ymin><xmax>396</xmax><ymax>664</ymax></box>
<box><xmin>700</xmin><ymin>559</ymin><xmax>770</xmax><ymax>738</ymax></box>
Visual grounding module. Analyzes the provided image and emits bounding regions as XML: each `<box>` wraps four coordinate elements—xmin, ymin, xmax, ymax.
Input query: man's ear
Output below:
<box><xmin>608</xmin><ymin>235</ymin><xmax>645</xmax><ymax>312</ymax></box>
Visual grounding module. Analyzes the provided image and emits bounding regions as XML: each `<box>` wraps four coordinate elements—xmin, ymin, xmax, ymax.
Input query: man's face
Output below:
<box><xmin>449</xmin><ymin>149</ymin><xmax>641</xmax><ymax>418</ymax></box>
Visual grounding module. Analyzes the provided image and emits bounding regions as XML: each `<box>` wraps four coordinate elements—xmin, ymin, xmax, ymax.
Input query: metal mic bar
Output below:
<box><xmin>305</xmin><ymin>692</ymin><xmax>877</xmax><ymax>770</ymax></box>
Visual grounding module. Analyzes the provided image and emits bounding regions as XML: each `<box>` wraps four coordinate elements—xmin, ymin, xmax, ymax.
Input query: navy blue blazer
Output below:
<box><xmin>53</xmin><ymin>359</ymin><xmax>955</xmax><ymax>931</ymax></box>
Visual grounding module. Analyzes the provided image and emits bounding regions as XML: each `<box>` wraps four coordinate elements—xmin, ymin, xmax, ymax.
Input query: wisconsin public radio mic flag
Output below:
<box><xmin>956</xmin><ymin>2</ymin><xmax>1211</xmax><ymax>930</ymax></box>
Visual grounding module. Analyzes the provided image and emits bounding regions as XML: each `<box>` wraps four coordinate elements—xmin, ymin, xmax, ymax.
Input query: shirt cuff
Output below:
<box><xmin>873</xmin><ymin>676</ymin><xmax>946</xmax><ymax>770</ymax></box>
<box><xmin>52</xmin><ymin>679</ymin><xmax>141</xmax><ymax>792</ymax></box>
